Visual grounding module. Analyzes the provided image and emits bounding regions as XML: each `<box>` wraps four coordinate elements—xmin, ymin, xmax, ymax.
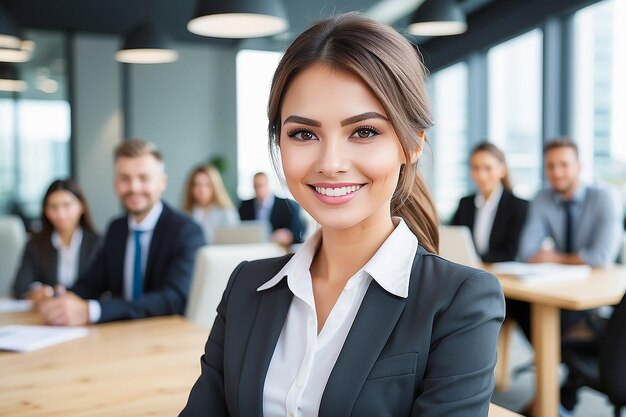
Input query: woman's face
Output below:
<box><xmin>192</xmin><ymin>172</ymin><xmax>213</xmax><ymax>207</ymax></box>
<box><xmin>470</xmin><ymin>151</ymin><xmax>505</xmax><ymax>196</ymax></box>
<box><xmin>279</xmin><ymin>64</ymin><xmax>406</xmax><ymax>232</ymax></box>
<box><xmin>44</xmin><ymin>190</ymin><xmax>83</xmax><ymax>234</ymax></box>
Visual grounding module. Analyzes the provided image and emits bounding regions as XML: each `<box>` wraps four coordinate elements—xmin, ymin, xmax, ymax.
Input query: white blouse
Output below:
<box><xmin>51</xmin><ymin>227</ymin><xmax>83</xmax><ymax>288</ymax></box>
<box><xmin>257</xmin><ymin>218</ymin><xmax>418</xmax><ymax>417</ymax></box>
<box><xmin>473</xmin><ymin>184</ymin><xmax>503</xmax><ymax>256</ymax></box>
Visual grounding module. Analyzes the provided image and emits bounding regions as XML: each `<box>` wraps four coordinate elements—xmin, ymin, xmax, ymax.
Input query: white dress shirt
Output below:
<box><xmin>88</xmin><ymin>201</ymin><xmax>163</xmax><ymax>323</ymax></box>
<box><xmin>256</xmin><ymin>194</ymin><xmax>275</xmax><ymax>223</ymax></box>
<box><xmin>51</xmin><ymin>227</ymin><xmax>83</xmax><ymax>288</ymax></box>
<box><xmin>473</xmin><ymin>184</ymin><xmax>503</xmax><ymax>256</ymax></box>
<box><xmin>258</xmin><ymin>217</ymin><xmax>418</xmax><ymax>417</ymax></box>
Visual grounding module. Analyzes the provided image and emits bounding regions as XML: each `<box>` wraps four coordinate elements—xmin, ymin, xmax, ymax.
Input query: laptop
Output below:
<box><xmin>213</xmin><ymin>221</ymin><xmax>270</xmax><ymax>245</ymax></box>
<box><xmin>438</xmin><ymin>225</ymin><xmax>481</xmax><ymax>267</ymax></box>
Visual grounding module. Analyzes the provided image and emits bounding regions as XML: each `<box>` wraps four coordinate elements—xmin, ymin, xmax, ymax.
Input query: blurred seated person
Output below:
<box><xmin>12</xmin><ymin>179</ymin><xmax>101</xmax><ymax>300</ymax></box>
<box><xmin>518</xmin><ymin>138</ymin><xmax>623</xmax><ymax>267</ymax></box>
<box><xmin>37</xmin><ymin>139</ymin><xmax>205</xmax><ymax>326</ymax></box>
<box><xmin>517</xmin><ymin>138</ymin><xmax>623</xmax><ymax>416</ymax></box>
<box><xmin>182</xmin><ymin>164</ymin><xmax>239</xmax><ymax>244</ymax></box>
<box><xmin>238</xmin><ymin>172</ymin><xmax>306</xmax><ymax>245</ymax></box>
<box><xmin>451</xmin><ymin>142</ymin><xmax>528</xmax><ymax>263</ymax></box>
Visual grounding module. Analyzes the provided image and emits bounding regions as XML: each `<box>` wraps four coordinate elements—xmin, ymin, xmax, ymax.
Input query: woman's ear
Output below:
<box><xmin>409</xmin><ymin>131</ymin><xmax>426</xmax><ymax>164</ymax></box>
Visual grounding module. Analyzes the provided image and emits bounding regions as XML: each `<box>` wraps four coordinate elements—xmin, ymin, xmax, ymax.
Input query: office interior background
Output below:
<box><xmin>0</xmin><ymin>0</ymin><xmax>624</xmax><ymax>233</ymax></box>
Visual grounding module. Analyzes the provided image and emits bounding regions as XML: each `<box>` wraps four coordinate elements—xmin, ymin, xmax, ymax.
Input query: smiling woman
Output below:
<box><xmin>181</xmin><ymin>13</ymin><xmax>505</xmax><ymax>417</ymax></box>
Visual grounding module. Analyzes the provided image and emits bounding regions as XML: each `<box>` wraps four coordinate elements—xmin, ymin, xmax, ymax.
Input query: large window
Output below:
<box><xmin>0</xmin><ymin>31</ymin><xmax>70</xmax><ymax>229</ymax></box>
<box><xmin>235</xmin><ymin>49</ymin><xmax>283</xmax><ymax>199</ymax></box>
<box><xmin>573</xmin><ymin>0</ymin><xmax>626</xmax><ymax>204</ymax></box>
<box><xmin>488</xmin><ymin>29</ymin><xmax>543</xmax><ymax>199</ymax></box>
<box><xmin>427</xmin><ymin>62</ymin><xmax>469</xmax><ymax>221</ymax></box>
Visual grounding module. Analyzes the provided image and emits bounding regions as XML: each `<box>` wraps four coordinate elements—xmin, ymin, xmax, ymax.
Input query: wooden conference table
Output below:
<box><xmin>487</xmin><ymin>265</ymin><xmax>626</xmax><ymax>417</ymax></box>
<box><xmin>0</xmin><ymin>310</ymin><xmax>520</xmax><ymax>417</ymax></box>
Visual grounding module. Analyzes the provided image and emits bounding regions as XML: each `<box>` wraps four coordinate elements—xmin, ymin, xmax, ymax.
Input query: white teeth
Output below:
<box><xmin>314</xmin><ymin>184</ymin><xmax>362</xmax><ymax>197</ymax></box>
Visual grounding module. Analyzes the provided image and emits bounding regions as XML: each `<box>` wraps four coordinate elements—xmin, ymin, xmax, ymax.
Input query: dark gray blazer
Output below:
<box><xmin>71</xmin><ymin>203</ymin><xmax>205</xmax><ymax>323</ymax></box>
<box><xmin>12</xmin><ymin>229</ymin><xmax>102</xmax><ymax>299</ymax></box>
<box><xmin>180</xmin><ymin>246</ymin><xmax>505</xmax><ymax>417</ymax></box>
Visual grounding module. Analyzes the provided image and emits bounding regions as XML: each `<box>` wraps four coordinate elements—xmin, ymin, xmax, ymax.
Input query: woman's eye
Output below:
<box><xmin>288</xmin><ymin>129</ymin><xmax>317</xmax><ymax>141</ymax></box>
<box><xmin>351</xmin><ymin>127</ymin><xmax>379</xmax><ymax>139</ymax></box>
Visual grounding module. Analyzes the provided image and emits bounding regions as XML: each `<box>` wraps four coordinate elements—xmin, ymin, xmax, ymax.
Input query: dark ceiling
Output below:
<box><xmin>2</xmin><ymin>0</ymin><xmax>496</xmax><ymax>48</ymax></box>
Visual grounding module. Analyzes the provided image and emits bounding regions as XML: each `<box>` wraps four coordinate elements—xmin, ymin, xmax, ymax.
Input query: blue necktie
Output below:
<box><xmin>133</xmin><ymin>230</ymin><xmax>144</xmax><ymax>301</ymax></box>
<box><xmin>564</xmin><ymin>200</ymin><xmax>574</xmax><ymax>254</ymax></box>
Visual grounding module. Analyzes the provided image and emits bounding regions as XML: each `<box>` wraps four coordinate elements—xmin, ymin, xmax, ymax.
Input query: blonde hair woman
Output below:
<box><xmin>181</xmin><ymin>14</ymin><xmax>504</xmax><ymax>417</ymax></box>
<box><xmin>182</xmin><ymin>164</ymin><xmax>239</xmax><ymax>244</ymax></box>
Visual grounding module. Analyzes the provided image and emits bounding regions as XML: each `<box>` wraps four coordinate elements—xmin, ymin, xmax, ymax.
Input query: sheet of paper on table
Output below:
<box><xmin>490</xmin><ymin>262</ymin><xmax>592</xmax><ymax>284</ymax></box>
<box><xmin>0</xmin><ymin>298</ymin><xmax>32</xmax><ymax>313</ymax></box>
<box><xmin>0</xmin><ymin>325</ymin><xmax>89</xmax><ymax>352</ymax></box>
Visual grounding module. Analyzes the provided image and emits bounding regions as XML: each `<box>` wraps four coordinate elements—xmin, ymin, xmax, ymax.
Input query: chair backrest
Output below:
<box><xmin>599</xmin><ymin>291</ymin><xmax>626</xmax><ymax>405</ymax></box>
<box><xmin>0</xmin><ymin>215</ymin><xmax>27</xmax><ymax>297</ymax></box>
<box><xmin>212</xmin><ymin>221</ymin><xmax>269</xmax><ymax>245</ymax></box>
<box><xmin>185</xmin><ymin>243</ymin><xmax>286</xmax><ymax>328</ymax></box>
<box><xmin>438</xmin><ymin>225</ymin><xmax>481</xmax><ymax>267</ymax></box>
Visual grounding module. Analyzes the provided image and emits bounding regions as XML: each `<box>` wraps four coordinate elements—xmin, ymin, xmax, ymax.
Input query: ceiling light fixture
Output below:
<box><xmin>0</xmin><ymin>63</ymin><xmax>26</xmax><ymax>92</ymax></box>
<box><xmin>115</xmin><ymin>21</ymin><xmax>179</xmax><ymax>64</ymax></box>
<box><xmin>0</xmin><ymin>40</ymin><xmax>35</xmax><ymax>63</ymax></box>
<box><xmin>408</xmin><ymin>0</ymin><xmax>467</xmax><ymax>37</ymax></box>
<box><xmin>115</xmin><ymin>0</ymin><xmax>178</xmax><ymax>65</ymax></box>
<box><xmin>0</xmin><ymin>5</ymin><xmax>22</xmax><ymax>49</ymax></box>
<box><xmin>188</xmin><ymin>0</ymin><xmax>289</xmax><ymax>38</ymax></box>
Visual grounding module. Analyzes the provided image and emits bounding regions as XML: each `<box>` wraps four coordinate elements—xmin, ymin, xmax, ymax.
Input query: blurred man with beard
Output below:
<box><xmin>511</xmin><ymin>138</ymin><xmax>622</xmax><ymax>416</ymax></box>
<box><xmin>518</xmin><ymin>138</ymin><xmax>622</xmax><ymax>267</ymax></box>
<box><xmin>39</xmin><ymin>139</ymin><xmax>205</xmax><ymax>326</ymax></box>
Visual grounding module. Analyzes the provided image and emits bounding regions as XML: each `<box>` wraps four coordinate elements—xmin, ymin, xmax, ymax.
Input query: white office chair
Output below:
<box><xmin>186</xmin><ymin>243</ymin><xmax>287</xmax><ymax>328</ymax></box>
<box><xmin>438</xmin><ymin>225</ymin><xmax>481</xmax><ymax>267</ymax></box>
<box><xmin>0</xmin><ymin>215</ymin><xmax>27</xmax><ymax>297</ymax></box>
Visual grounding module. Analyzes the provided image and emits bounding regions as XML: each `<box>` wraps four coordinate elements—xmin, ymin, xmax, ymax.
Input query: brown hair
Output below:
<box><xmin>182</xmin><ymin>164</ymin><xmax>234</xmax><ymax>212</ymax></box>
<box><xmin>471</xmin><ymin>142</ymin><xmax>513</xmax><ymax>192</ymax></box>
<box><xmin>543</xmin><ymin>137</ymin><xmax>579</xmax><ymax>158</ymax></box>
<box><xmin>114</xmin><ymin>138</ymin><xmax>163</xmax><ymax>162</ymax></box>
<box><xmin>41</xmin><ymin>178</ymin><xmax>96</xmax><ymax>237</ymax></box>
<box><xmin>267</xmin><ymin>13</ymin><xmax>439</xmax><ymax>253</ymax></box>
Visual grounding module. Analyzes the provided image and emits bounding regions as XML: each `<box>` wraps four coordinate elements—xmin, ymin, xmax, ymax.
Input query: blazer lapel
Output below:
<box><xmin>318</xmin><ymin>280</ymin><xmax>407</xmax><ymax>417</ymax></box>
<box><xmin>489</xmin><ymin>191</ymin><xmax>508</xmax><ymax>246</ymax></box>
<box><xmin>144</xmin><ymin>205</ymin><xmax>168</xmax><ymax>289</ymax></box>
<box><xmin>238</xmin><ymin>279</ymin><xmax>293</xmax><ymax>416</ymax></box>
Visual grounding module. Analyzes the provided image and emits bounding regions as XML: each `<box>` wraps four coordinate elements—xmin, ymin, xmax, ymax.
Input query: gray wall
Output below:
<box><xmin>72</xmin><ymin>34</ymin><xmax>123</xmax><ymax>232</ymax></box>
<box><xmin>72</xmin><ymin>36</ymin><xmax>238</xmax><ymax>231</ymax></box>
<box><xmin>128</xmin><ymin>43</ymin><xmax>238</xmax><ymax>209</ymax></box>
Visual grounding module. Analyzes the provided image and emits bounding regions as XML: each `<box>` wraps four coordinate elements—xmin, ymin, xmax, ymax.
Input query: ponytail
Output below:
<box><xmin>392</xmin><ymin>164</ymin><xmax>439</xmax><ymax>254</ymax></box>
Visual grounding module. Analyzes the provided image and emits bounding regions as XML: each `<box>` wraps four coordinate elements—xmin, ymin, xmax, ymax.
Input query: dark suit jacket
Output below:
<box><xmin>238</xmin><ymin>196</ymin><xmax>306</xmax><ymax>243</ymax></box>
<box><xmin>451</xmin><ymin>190</ymin><xmax>529</xmax><ymax>263</ymax></box>
<box><xmin>12</xmin><ymin>229</ymin><xmax>101</xmax><ymax>299</ymax></box>
<box><xmin>180</xmin><ymin>247</ymin><xmax>505</xmax><ymax>417</ymax></box>
<box><xmin>70</xmin><ymin>203</ymin><xmax>205</xmax><ymax>323</ymax></box>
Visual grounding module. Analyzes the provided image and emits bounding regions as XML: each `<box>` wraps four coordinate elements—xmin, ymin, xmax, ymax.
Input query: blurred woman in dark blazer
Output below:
<box><xmin>12</xmin><ymin>179</ymin><xmax>101</xmax><ymax>300</ymax></box>
<box><xmin>181</xmin><ymin>14</ymin><xmax>504</xmax><ymax>417</ymax></box>
<box><xmin>451</xmin><ymin>142</ymin><xmax>529</xmax><ymax>263</ymax></box>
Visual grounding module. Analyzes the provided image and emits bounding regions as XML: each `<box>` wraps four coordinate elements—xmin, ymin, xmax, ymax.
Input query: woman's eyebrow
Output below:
<box><xmin>340</xmin><ymin>112</ymin><xmax>388</xmax><ymax>126</ymax></box>
<box><xmin>283</xmin><ymin>115</ymin><xmax>321</xmax><ymax>127</ymax></box>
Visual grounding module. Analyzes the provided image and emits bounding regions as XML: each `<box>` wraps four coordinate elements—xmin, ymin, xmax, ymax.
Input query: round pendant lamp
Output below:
<box><xmin>0</xmin><ymin>63</ymin><xmax>26</xmax><ymax>92</ymax></box>
<box><xmin>188</xmin><ymin>0</ymin><xmax>289</xmax><ymax>38</ymax></box>
<box><xmin>0</xmin><ymin>40</ymin><xmax>35</xmax><ymax>63</ymax></box>
<box><xmin>0</xmin><ymin>5</ymin><xmax>22</xmax><ymax>49</ymax></box>
<box><xmin>115</xmin><ymin>21</ymin><xmax>178</xmax><ymax>64</ymax></box>
<box><xmin>408</xmin><ymin>0</ymin><xmax>467</xmax><ymax>37</ymax></box>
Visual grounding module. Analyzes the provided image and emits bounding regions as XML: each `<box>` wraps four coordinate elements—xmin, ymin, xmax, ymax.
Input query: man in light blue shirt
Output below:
<box><xmin>518</xmin><ymin>139</ymin><xmax>622</xmax><ymax>267</ymax></box>
<box><xmin>513</xmin><ymin>139</ymin><xmax>623</xmax><ymax>416</ymax></box>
